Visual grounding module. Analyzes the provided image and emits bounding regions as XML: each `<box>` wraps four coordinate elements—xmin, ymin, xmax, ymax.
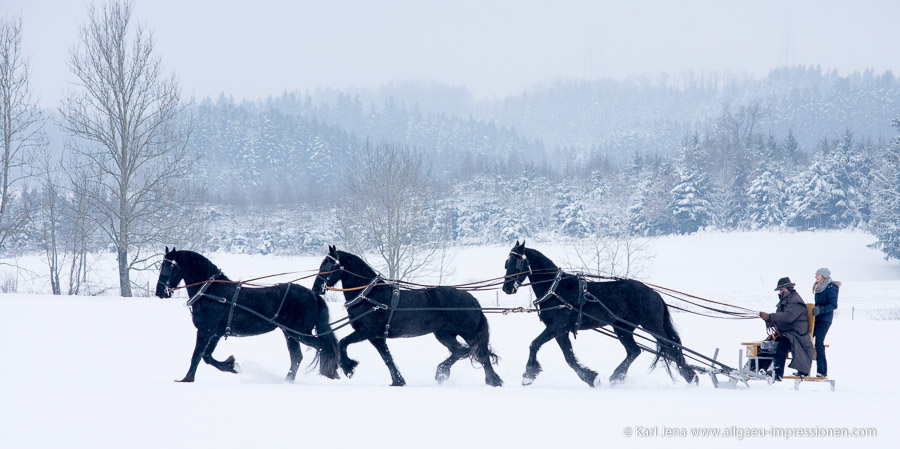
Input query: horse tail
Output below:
<box><xmin>313</xmin><ymin>294</ymin><xmax>340</xmax><ymax>379</ymax></box>
<box><xmin>651</xmin><ymin>300</ymin><xmax>695</xmax><ymax>382</ymax></box>
<box><xmin>468</xmin><ymin>313</ymin><xmax>499</xmax><ymax>366</ymax></box>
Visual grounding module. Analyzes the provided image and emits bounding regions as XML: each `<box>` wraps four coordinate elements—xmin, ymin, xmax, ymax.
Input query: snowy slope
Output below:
<box><xmin>1</xmin><ymin>231</ymin><xmax>898</xmax><ymax>448</ymax></box>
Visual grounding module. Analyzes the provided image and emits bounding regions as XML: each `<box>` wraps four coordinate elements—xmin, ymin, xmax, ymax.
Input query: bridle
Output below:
<box><xmin>505</xmin><ymin>250</ymin><xmax>531</xmax><ymax>290</ymax></box>
<box><xmin>157</xmin><ymin>258</ymin><xmax>181</xmax><ymax>297</ymax></box>
<box><xmin>316</xmin><ymin>254</ymin><xmax>344</xmax><ymax>294</ymax></box>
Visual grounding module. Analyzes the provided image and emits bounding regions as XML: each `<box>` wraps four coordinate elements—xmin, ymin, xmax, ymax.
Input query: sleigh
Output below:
<box><xmin>740</xmin><ymin>304</ymin><xmax>835</xmax><ymax>391</ymax></box>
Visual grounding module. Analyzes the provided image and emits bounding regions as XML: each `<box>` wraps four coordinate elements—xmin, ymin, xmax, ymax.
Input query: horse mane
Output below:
<box><xmin>523</xmin><ymin>247</ymin><xmax>559</xmax><ymax>272</ymax></box>
<box><xmin>336</xmin><ymin>250</ymin><xmax>377</xmax><ymax>279</ymax></box>
<box><xmin>174</xmin><ymin>250</ymin><xmax>230</xmax><ymax>281</ymax></box>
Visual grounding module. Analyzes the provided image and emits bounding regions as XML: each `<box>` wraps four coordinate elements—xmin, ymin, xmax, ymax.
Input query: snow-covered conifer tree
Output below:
<box><xmin>869</xmin><ymin>119</ymin><xmax>900</xmax><ymax>259</ymax></box>
<box><xmin>668</xmin><ymin>138</ymin><xmax>711</xmax><ymax>234</ymax></box>
<box><xmin>552</xmin><ymin>183</ymin><xmax>592</xmax><ymax>238</ymax></box>
<box><xmin>747</xmin><ymin>170</ymin><xmax>786</xmax><ymax>228</ymax></box>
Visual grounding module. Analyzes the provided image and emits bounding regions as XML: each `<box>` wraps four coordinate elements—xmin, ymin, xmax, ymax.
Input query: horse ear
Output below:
<box><xmin>515</xmin><ymin>240</ymin><xmax>519</xmax><ymax>246</ymax></box>
<box><xmin>165</xmin><ymin>246</ymin><xmax>169</xmax><ymax>254</ymax></box>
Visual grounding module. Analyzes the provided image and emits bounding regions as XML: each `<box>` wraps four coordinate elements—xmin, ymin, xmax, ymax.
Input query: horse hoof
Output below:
<box><xmin>391</xmin><ymin>380</ymin><xmax>406</xmax><ymax>387</ymax></box>
<box><xmin>522</xmin><ymin>376</ymin><xmax>535</xmax><ymax>386</ymax></box>
<box><xmin>580</xmin><ymin>371</ymin><xmax>600</xmax><ymax>388</ymax></box>
<box><xmin>341</xmin><ymin>359</ymin><xmax>359</xmax><ymax>378</ymax></box>
<box><xmin>223</xmin><ymin>356</ymin><xmax>240</xmax><ymax>373</ymax></box>
<box><xmin>435</xmin><ymin>370</ymin><xmax>450</xmax><ymax>384</ymax></box>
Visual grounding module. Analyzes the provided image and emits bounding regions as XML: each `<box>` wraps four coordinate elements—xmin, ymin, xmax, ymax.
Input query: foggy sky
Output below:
<box><xmin>6</xmin><ymin>0</ymin><xmax>900</xmax><ymax>107</ymax></box>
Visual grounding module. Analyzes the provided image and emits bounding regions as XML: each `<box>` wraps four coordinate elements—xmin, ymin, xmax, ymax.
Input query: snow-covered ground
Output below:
<box><xmin>1</xmin><ymin>231</ymin><xmax>898</xmax><ymax>448</ymax></box>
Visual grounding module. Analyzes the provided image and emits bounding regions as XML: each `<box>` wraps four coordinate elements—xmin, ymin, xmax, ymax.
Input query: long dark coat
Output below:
<box><xmin>769</xmin><ymin>289</ymin><xmax>814</xmax><ymax>374</ymax></box>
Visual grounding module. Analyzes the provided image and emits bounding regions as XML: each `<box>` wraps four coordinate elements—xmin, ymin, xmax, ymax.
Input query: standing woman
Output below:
<box><xmin>812</xmin><ymin>267</ymin><xmax>839</xmax><ymax>377</ymax></box>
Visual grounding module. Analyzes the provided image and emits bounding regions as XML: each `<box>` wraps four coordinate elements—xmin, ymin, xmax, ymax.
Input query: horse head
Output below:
<box><xmin>313</xmin><ymin>245</ymin><xmax>344</xmax><ymax>296</ymax></box>
<box><xmin>502</xmin><ymin>240</ymin><xmax>530</xmax><ymax>295</ymax></box>
<box><xmin>156</xmin><ymin>246</ymin><xmax>184</xmax><ymax>298</ymax></box>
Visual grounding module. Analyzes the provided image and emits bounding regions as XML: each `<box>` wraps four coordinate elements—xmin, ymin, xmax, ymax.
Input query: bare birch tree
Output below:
<box><xmin>0</xmin><ymin>16</ymin><xmax>44</xmax><ymax>252</ymax></box>
<box><xmin>60</xmin><ymin>1</ymin><xmax>191</xmax><ymax>296</ymax></box>
<box><xmin>339</xmin><ymin>143</ymin><xmax>439</xmax><ymax>280</ymax></box>
<box><xmin>62</xmin><ymin>157</ymin><xmax>102</xmax><ymax>295</ymax></box>
<box><xmin>27</xmin><ymin>148</ymin><xmax>59</xmax><ymax>293</ymax></box>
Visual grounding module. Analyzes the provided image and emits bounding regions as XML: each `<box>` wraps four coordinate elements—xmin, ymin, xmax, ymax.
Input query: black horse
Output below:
<box><xmin>155</xmin><ymin>247</ymin><xmax>340</xmax><ymax>382</ymax></box>
<box><xmin>312</xmin><ymin>246</ymin><xmax>503</xmax><ymax>387</ymax></box>
<box><xmin>502</xmin><ymin>241</ymin><xmax>697</xmax><ymax>387</ymax></box>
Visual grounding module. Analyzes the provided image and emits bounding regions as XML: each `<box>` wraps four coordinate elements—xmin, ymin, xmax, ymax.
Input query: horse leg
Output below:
<box><xmin>338</xmin><ymin>330</ymin><xmax>368</xmax><ymax>378</ymax></box>
<box><xmin>610</xmin><ymin>326</ymin><xmax>641</xmax><ymax>383</ymax></box>
<box><xmin>283</xmin><ymin>334</ymin><xmax>303</xmax><ymax>383</ymax></box>
<box><xmin>480</xmin><ymin>358</ymin><xmax>503</xmax><ymax>388</ymax></box>
<box><xmin>523</xmin><ymin>327</ymin><xmax>560</xmax><ymax>385</ymax></box>
<box><xmin>178</xmin><ymin>330</ymin><xmax>216</xmax><ymax>382</ymax></box>
<box><xmin>434</xmin><ymin>332</ymin><xmax>469</xmax><ymax>384</ymax></box>
<box><xmin>368</xmin><ymin>337</ymin><xmax>406</xmax><ymax>386</ymax></box>
<box><xmin>201</xmin><ymin>335</ymin><xmax>238</xmax><ymax>374</ymax></box>
<box><xmin>555</xmin><ymin>333</ymin><xmax>600</xmax><ymax>387</ymax></box>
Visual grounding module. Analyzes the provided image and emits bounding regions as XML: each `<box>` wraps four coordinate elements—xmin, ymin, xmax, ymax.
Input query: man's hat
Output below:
<box><xmin>774</xmin><ymin>277</ymin><xmax>795</xmax><ymax>291</ymax></box>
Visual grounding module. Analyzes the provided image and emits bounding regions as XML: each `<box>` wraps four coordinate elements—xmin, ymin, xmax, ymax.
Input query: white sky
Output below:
<box><xmin>6</xmin><ymin>0</ymin><xmax>900</xmax><ymax>107</ymax></box>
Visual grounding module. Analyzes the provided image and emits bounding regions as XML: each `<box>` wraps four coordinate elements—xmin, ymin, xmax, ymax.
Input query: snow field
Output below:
<box><xmin>1</xmin><ymin>230</ymin><xmax>898</xmax><ymax>448</ymax></box>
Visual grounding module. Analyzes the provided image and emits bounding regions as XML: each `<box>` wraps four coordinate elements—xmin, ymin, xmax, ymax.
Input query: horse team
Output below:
<box><xmin>155</xmin><ymin>241</ymin><xmax>698</xmax><ymax>387</ymax></box>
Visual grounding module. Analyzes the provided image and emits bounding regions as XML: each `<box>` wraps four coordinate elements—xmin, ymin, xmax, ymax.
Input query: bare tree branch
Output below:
<box><xmin>338</xmin><ymin>142</ymin><xmax>441</xmax><ymax>280</ymax></box>
<box><xmin>0</xmin><ymin>15</ymin><xmax>45</xmax><ymax>252</ymax></box>
<box><xmin>59</xmin><ymin>1</ymin><xmax>193</xmax><ymax>296</ymax></box>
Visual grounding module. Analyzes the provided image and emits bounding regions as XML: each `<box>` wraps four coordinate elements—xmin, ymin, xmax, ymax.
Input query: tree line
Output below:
<box><xmin>3</xmin><ymin>1</ymin><xmax>900</xmax><ymax>297</ymax></box>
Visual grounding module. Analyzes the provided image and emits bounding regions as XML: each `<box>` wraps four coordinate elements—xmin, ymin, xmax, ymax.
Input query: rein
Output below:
<box><xmin>169</xmin><ymin>269</ymin><xmax>339</xmax><ymax>293</ymax></box>
<box><xmin>526</xmin><ymin>269</ymin><xmax>758</xmax><ymax>320</ymax></box>
<box><xmin>167</xmin><ymin>258</ymin><xmax>756</xmax><ymax>325</ymax></box>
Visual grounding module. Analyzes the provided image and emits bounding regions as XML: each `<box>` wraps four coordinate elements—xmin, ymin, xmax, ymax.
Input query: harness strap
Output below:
<box><xmin>574</xmin><ymin>274</ymin><xmax>589</xmax><ymax>337</ymax></box>
<box><xmin>345</xmin><ymin>275</ymin><xmax>383</xmax><ymax>308</ymax></box>
<box><xmin>383</xmin><ymin>283</ymin><xmax>401</xmax><ymax>339</ymax></box>
<box><xmin>270</xmin><ymin>283</ymin><xmax>291</xmax><ymax>324</ymax></box>
<box><xmin>533</xmin><ymin>269</ymin><xmax>563</xmax><ymax>306</ymax></box>
<box><xmin>185</xmin><ymin>271</ymin><xmax>223</xmax><ymax>307</ymax></box>
<box><xmin>224</xmin><ymin>284</ymin><xmax>242</xmax><ymax>339</ymax></box>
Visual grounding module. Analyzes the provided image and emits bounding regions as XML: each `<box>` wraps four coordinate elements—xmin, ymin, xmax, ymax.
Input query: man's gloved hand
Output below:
<box><xmin>811</xmin><ymin>307</ymin><xmax>820</xmax><ymax>316</ymax></box>
<box><xmin>759</xmin><ymin>311</ymin><xmax>770</xmax><ymax>320</ymax></box>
